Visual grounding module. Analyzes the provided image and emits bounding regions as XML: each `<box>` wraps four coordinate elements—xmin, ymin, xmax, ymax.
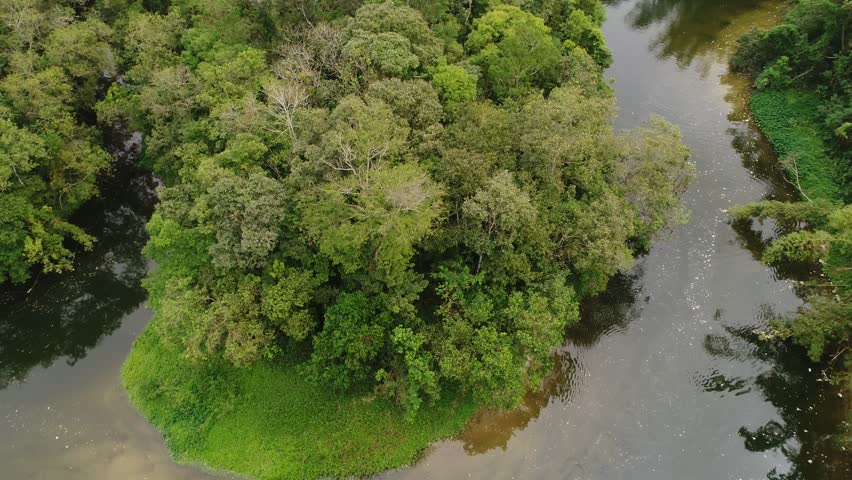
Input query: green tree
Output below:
<box><xmin>0</xmin><ymin>3</ymin><xmax>114</xmax><ymax>284</ymax></box>
<box><xmin>344</xmin><ymin>31</ymin><xmax>420</xmax><ymax>78</ymax></box>
<box><xmin>43</xmin><ymin>18</ymin><xmax>114</xmax><ymax>106</ymax></box>
<box><xmin>105</xmin><ymin>0</ymin><xmax>695</xmax><ymax>424</ymax></box>
<box><xmin>308</xmin><ymin>292</ymin><xmax>392</xmax><ymax>391</ymax></box>
<box><xmin>151</xmin><ymin>274</ymin><xmax>275</xmax><ymax>366</ymax></box>
<box><xmin>345</xmin><ymin>1</ymin><xmax>442</xmax><ymax>78</ymax></box>
<box><xmin>431</xmin><ymin>63</ymin><xmax>478</xmax><ymax>113</ymax></box>
<box><xmin>616</xmin><ymin>115</ymin><xmax>694</xmax><ymax>247</ymax></box>
<box><xmin>432</xmin><ymin>267</ymin><xmax>524</xmax><ymax>408</ymax></box>
<box><xmin>0</xmin><ymin>194</ymin><xmax>94</xmax><ymax>283</ymax></box>
<box><xmin>300</xmin><ymin>162</ymin><xmax>444</xmax><ymax>287</ymax></box>
<box><xmin>365</xmin><ymin>78</ymin><xmax>443</xmax><ymax>131</ymax></box>
<box><xmin>506</xmin><ymin>275</ymin><xmax>578</xmax><ymax>384</ymax></box>
<box><xmin>378</xmin><ymin>326</ymin><xmax>441</xmax><ymax>420</ymax></box>
<box><xmin>461</xmin><ymin>170</ymin><xmax>538</xmax><ymax>273</ymax></box>
<box><xmin>561</xmin><ymin>189</ymin><xmax>637</xmax><ymax>294</ymax></box>
<box><xmin>731</xmin><ymin>203</ymin><xmax>851</xmax><ymax>362</ymax></box>
<box><xmin>516</xmin><ymin>86</ymin><xmax>617</xmax><ymax>194</ymax></box>
<box><xmin>0</xmin><ymin>116</ymin><xmax>44</xmax><ymax>191</ymax></box>
<box><xmin>262</xmin><ymin>261</ymin><xmax>327</xmax><ymax>341</ymax></box>
<box><xmin>203</xmin><ymin>172</ymin><xmax>288</xmax><ymax>270</ymax></box>
<box><xmin>561</xmin><ymin>8</ymin><xmax>611</xmax><ymax>67</ymax></box>
<box><xmin>122</xmin><ymin>9</ymin><xmax>185</xmax><ymax>82</ymax></box>
<box><xmin>297</xmin><ymin>94</ymin><xmax>410</xmax><ymax>184</ymax></box>
<box><xmin>465</xmin><ymin>4</ymin><xmax>562</xmax><ymax>99</ymax></box>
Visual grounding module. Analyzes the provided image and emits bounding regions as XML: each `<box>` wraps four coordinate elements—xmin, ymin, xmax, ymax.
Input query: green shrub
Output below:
<box><xmin>750</xmin><ymin>89</ymin><xmax>841</xmax><ymax>201</ymax></box>
<box><xmin>730</xmin><ymin>24</ymin><xmax>801</xmax><ymax>75</ymax></box>
<box><xmin>754</xmin><ymin>56</ymin><xmax>793</xmax><ymax>90</ymax></box>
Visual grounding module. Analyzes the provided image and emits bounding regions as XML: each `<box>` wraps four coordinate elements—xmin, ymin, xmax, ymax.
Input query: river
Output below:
<box><xmin>1</xmin><ymin>0</ymin><xmax>849</xmax><ymax>479</ymax></box>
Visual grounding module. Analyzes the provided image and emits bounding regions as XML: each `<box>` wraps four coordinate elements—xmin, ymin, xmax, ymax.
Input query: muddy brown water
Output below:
<box><xmin>1</xmin><ymin>1</ymin><xmax>849</xmax><ymax>479</ymax></box>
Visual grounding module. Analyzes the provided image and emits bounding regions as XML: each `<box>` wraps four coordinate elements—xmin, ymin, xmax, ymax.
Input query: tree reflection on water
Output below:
<box><xmin>610</xmin><ymin>0</ymin><xmax>784</xmax><ymax>69</ymax></box>
<box><xmin>699</xmin><ymin>316</ymin><xmax>849</xmax><ymax>479</ymax></box>
<box><xmin>0</xmin><ymin>129</ymin><xmax>155</xmax><ymax>390</ymax></box>
<box><xmin>457</xmin><ymin>270</ymin><xmax>643</xmax><ymax>453</ymax></box>
<box><xmin>709</xmin><ymin>212</ymin><xmax>850</xmax><ymax>479</ymax></box>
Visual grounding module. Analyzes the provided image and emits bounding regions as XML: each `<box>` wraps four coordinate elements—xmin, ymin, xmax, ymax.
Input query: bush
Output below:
<box><xmin>730</xmin><ymin>24</ymin><xmax>800</xmax><ymax>75</ymax></box>
<box><xmin>754</xmin><ymin>56</ymin><xmax>793</xmax><ymax>90</ymax></box>
<box><xmin>750</xmin><ymin>89</ymin><xmax>841</xmax><ymax>200</ymax></box>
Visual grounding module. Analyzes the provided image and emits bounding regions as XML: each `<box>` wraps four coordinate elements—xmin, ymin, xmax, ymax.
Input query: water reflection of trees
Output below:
<box><xmin>571</xmin><ymin>268</ymin><xmax>643</xmax><ymax>347</ymax></box>
<box><xmin>457</xmin><ymin>349</ymin><xmax>579</xmax><ymax>454</ymax></box>
<box><xmin>728</xmin><ymin>126</ymin><xmax>795</xmax><ymax>200</ymax></box>
<box><xmin>728</xmin><ymin>187</ymin><xmax>821</xmax><ymax>305</ymax></box>
<box><xmin>457</xmin><ymin>269</ymin><xmax>643</xmax><ymax>453</ymax></box>
<box><xmin>723</xmin><ymin>56</ymin><xmax>820</xmax><ymax>286</ymax></box>
<box><xmin>622</xmin><ymin>0</ymin><xmax>768</xmax><ymax>68</ymax></box>
<box><xmin>0</xmin><ymin>130</ymin><xmax>155</xmax><ymax>390</ymax></box>
<box><xmin>729</xmin><ymin>216</ymin><xmax>819</xmax><ymax>288</ymax></box>
<box><xmin>698</xmin><ymin>313</ymin><xmax>851</xmax><ymax>479</ymax></box>
<box><xmin>721</xmin><ymin>158</ymin><xmax>850</xmax><ymax>477</ymax></box>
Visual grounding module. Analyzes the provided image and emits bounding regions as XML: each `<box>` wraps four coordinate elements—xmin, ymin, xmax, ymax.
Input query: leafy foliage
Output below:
<box><xmin>730</xmin><ymin>42</ymin><xmax>851</xmax><ymax>413</ymax></box>
<box><xmin>729</xmin><ymin>199</ymin><xmax>838</xmax><ymax>228</ymax></box>
<box><xmin>308</xmin><ymin>292</ymin><xmax>392</xmax><ymax>391</ymax></box>
<box><xmin>0</xmin><ymin>0</ymin><xmax>116</xmax><ymax>283</ymax></box>
<box><xmin>98</xmin><ymin>0</ymin><xmax>695</xmax><ymax>423</ymax></box>
<box><xmin>431</xmin><ymin>63</ymin><xmax>478</xmax><ymax>113</ymax></box>
<box><xmin>465</xmin><ymin>4</ymin><xmax>562</xmax><ymax>99</ymax></box>
<box><xmin>0</xmin><ymin>0</ymin><xmax>694</xmax><ymax>430</ymax></box>
<box><xmin>561</xmin><ymin>8</ymin><xmax>612</xmax><ymax>68</ymax></box>
<box><xmin>122</xmin><ymin>323</ymin><xmax>477</xmax><ymax>479</ymax></box>
<box><xmin>617</xmin><ymin>115</ymin><xmax>694</xmax><ymax>247</ymax></box>
<box><xmin>14</xmin><ymin>8</ymin><xmax>688</xmax><ymax>466</ymax></box>
<box><xmin>732</xmin><ymin>203</ymin><xmax>851</xmax><ymax>364</ymax></box>
<box><xmin>749</xmin><ymin>89</ymin><xmax>841</xmax><ymax>200</ymax></box>
<box><xmin>0</xmin><ymin>0</ymin><xmax>680</xmax><ymax>478</ymax></box>
<box><xmin>731</xmin><ymin>0</ymin><xmax>852</xmax><ymax>201</ymax></box>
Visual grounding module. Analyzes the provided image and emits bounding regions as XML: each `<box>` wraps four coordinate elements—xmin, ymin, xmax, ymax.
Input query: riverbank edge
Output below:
<box><xmin>121</xmin><ymin>320</ymin><xmax>479</xmax><ymax>480</ymax></box>
<box><xmin>747</xmin><ymin>87</ymin><xmax>852</xmax><ymax>448</ymax></box>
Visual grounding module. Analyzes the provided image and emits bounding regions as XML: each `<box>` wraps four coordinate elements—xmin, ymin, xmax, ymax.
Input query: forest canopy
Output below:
<box><xmin>2</xmin><ymin>0</ymin><xmax>693</xmax><ymax>420</ymax></box>
<box><xmin>113</xmin><ymin>0</ymin><xmax>692</xmax><ymax>417</ymax></box>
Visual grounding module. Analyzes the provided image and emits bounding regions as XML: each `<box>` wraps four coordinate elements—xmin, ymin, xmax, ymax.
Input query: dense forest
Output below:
<box><xmin>730</xmin><ymin>0</ymin><xmax>851</xmax><ymax>447</ymax></box>
<box><xmin>0</xmin><ymin>1</ymin><xmax>697</xmax><ymax>478</ymax></box>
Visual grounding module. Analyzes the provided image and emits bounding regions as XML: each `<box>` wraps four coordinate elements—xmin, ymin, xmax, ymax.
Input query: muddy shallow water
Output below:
<box><xmin>1</xmin><ymin>1</ymin><xmax>849</xmax><ymax>479</ymax></box>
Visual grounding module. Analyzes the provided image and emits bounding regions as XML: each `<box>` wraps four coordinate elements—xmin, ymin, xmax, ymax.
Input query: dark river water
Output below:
<box><xmin>1</xmin><ymin>1</ymin><xmax>850</xmax><ymax>479</ymax></box>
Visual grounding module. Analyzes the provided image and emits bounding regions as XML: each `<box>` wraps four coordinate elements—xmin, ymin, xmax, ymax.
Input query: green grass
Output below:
<box><xmin>122</xmin><ymin>323</ymin><xmax>478</xmax><ymax>480</ymax></box>
<box><xmin>750</xmin><ymin>88</ymin><xmax>842</xmax><ymax>201</ymax></box>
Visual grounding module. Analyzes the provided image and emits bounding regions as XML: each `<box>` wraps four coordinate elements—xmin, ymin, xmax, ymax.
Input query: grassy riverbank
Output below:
<box><xmin>749</xmin><ymin>88</ymin><xmax>842</xmax><ymax>201</ymax></box>
<box><xmin>122</xmin><ymin>323</ymin><xmax>477</xmax><ymax>480</ymax></box>
<box><xmin>750</xmin><ymin>86</ymin><xmax>852</xmax><ymax>449</ymax></box>
<box><xmin>733</xmin><ymin>0</ymin><xmax>851</xmax><ymax>451</ymax></box>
